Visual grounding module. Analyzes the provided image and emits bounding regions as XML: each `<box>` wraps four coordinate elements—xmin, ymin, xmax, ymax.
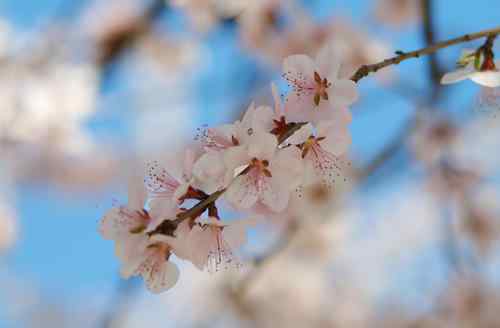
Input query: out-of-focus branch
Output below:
<box><xmin>96</xmin><ymin>0</ymin><xmax>167</xmax><ymax>67</ymax></box>
<box><xmin>420</xmin><ymin>0</ymin><xmax>441</xmax><ymax>86</ymax></box>
<box><xmin>351</xmin><ymin>26</ymin><xmax>500</xmax><ymax>82</ymax></box>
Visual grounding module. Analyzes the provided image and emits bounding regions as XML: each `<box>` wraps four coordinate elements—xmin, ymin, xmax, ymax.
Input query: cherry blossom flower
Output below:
<box><xmin>119</xmin><ymin>235</ymin><xmax>180</xmax><ymax>293</ymax></box>
<box><xmin>100</xmin><ymin>177</ymin><xmax>192</xmax><ymax>292</ymax></box>
<box><xmin>100</xmin><ymin>177</ymin><xmax>150</xmax><ymax>240</ymax></box>
<box><xmin>441</xmin><ymin>49</ymin><xmax>500</xmax><ymax>88</ymax></box>
<box><xmin>145</xmin><ymin>149</ymin><xmax>196</xmax><ymax>204</ymax></box>
<box><xmin>187</xmin><ymin>216</ymin><xmax>249</xmax><ymax>272</ymax></box>
<box><xmin>292</xmin><ymin>120</ymin><xmax>351</xmax><ymax>190</ymax></box>
<box><xmin>223</xmin><ymin>131</ymin><xmax>303</xmax><ymax>212</ymax></box>
<box><xmin>193</xmin><ymin>103</ymin><xmax>276</xmax><ymax>193</ymax></box>
<box><xmin>282</xmin><ymin>43</ymin><xmax>358</xmax><ymax>124</ymax></box>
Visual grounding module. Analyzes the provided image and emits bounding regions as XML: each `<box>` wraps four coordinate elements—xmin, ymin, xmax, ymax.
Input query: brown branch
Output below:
<box><xmin>350</xmin><ymin>26</ymin><xmax>500</xmax><ymax>83</ymax></box>
<box><xmin>96</xmin><ymin>0</ymin><xmax>166</xmax><ymax>67</ymax></box>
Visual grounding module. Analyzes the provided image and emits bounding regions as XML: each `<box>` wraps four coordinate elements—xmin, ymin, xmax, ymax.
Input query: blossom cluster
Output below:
<box><xmin>99</xmin><ymin>32</ymin><xmax>500</xmax><ymax>293</ymax></box>
<box><xmin>99</xmin><ymin>43</ymin><xmax>358</xmax><ymax>293</ymax></box>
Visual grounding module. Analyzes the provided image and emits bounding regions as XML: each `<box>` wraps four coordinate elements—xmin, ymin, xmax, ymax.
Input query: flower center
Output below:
<box><xmin>313</xmin><ymin>71</ymin><xmax>331</xmax><ymax>106</ymax></box>
<box><xmin>300</xmin><ymin>135</ymin><xmax>325</xmax><ymax>158</ymax></box>
<box><xmin>130</xmin><ymin>209</ymin><xmax>151</xmax><ymax>234</ymax></box>
<box><xmin>249</xmin><ymin>157</ymin><xmax>272</xmax><ymax>177</ymax></box>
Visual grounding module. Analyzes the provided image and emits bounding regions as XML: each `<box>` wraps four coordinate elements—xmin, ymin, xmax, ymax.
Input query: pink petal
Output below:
<box><xmin>329</xmin><ymin>79</ymin><xmax>359</xmax><ymax>107</ymax></box>
<box><xmin>271</xmin><ymin>82</ymin><xmax>283</xmax><ymax>116</ymax></box>
<box><xmin>260</xmin><ymin>178</ymin><xmax>290</xmax><ymax>212</ymax></box>
<box><xmin>315</xmin><ymin>42</ymin><xmax>342</xmax><ymax>79</ymax></box>
<box><xmin>441</xmin><ymin>67</ymin><xmax>475</xmax><ymax>85</ymax></box>
<box><xmin>145</xmin><ymin>161</ymin><xmax>180</xmax><ymax>198</ymax></box>
<box><xmin>225</xmin><ymin>174</ymin><xmax>259</xmax><ymax>210</ymax></box>
<box><xmin>128</xmin><ymin>174</ymin><xmax>147</xmax><ymax>210</ymax></box>
<box><xmin>318</xmin><ymin>120</ymin><xmax>352</xmax><ymax>156</ymax></box>
<box><xmin>284</xmin><ymin>91</ymin><xmax>316</xmax><ymax>123</ymax></box>
<box><xmin>144</xmin><ymin>260</ymin><xmax>179</xmax><ymax>293</ymax></box>
<box><xmin>283</xmin><ymin>54</ymin><xmax>316</xmax><ymax>82</ymax></box>
<box><xmin>247</xmin><ymin>132</ymin><xmax>278</xmax><ymax>160</ymax></box>
<box><xmin>270</xmin><ymin>146</ymin><xmax>303</xmax><ymax>190</ymax></box>
<box><xmin>470</xmin><ymin>71</ymin><xmax>500</xmax><ymax>88</ymax></box>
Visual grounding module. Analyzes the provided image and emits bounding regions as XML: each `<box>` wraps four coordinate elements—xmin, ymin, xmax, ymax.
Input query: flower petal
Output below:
<box><xmin>470</xmin><ymin>70</ymin><xmax>500</xmax><ymax>88</ymax></box>
<box><xmin>144</xmin><ymin>260</ymin><xmax>179</xmax><ymax>294</ymax></box>
<box><xmin>316</xmin><ymin>42</ymin><xmax>342</xmax><ymax>79</ymax></box>
<box><xmin>283</xmin><ymin>54</ymin><xmax>316</xmax><ymax>82</ymax></box>
<box><xmin>128</xmin><ymin>174</ymin><xmax>147</xmax><ymax>210</ymax></box>
<box><xmin>99</xmin><ymin>207</ymin><xmax>141</xmax><ymax>240</ymax></box>
<box><xmin>441</xmin><ymin>67</ymin><xmax>475</xmax><ymax>85</ymax></box>
<box><xmin>192</xmin><ymin>151</ymin><xmax>226</xmax><ymax>193</ymax></box>
<box><xmin>317</xmin><ymin>120</ymin><xmax>352</xmax><ymax>156</ymax></box>
<box><xmin>329</xmin><ymin>79</ymin><xmax>359</xmax><ymax>107</ymax></box>
<box><xmin>225</xmin><ymin>174</ymin><xmax>259</xmax><ymax>210</ymax></box>
<box><xmin>260</xmin><ymin>178</ymin><xmax>290</xmax><ymax>212</ymax></box>
<box><xmin>247</xmin><ymin>132</ymin><xmax>278</xmax><ymax>160</ymax></box>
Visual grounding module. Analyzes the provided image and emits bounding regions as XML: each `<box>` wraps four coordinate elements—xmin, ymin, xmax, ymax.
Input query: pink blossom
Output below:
<box><xmin>223</xmin><ymin>131</ymin><xmax>303</xmax><ymax>212</ymax></box>
<box><xmin>119</xmin><ymin>235</ymin><xmax>180</xmax><ymax>293</ymax></box>
<box><xmin>99</xmin><ymin>177</ymin><xmax>150</xmax><ymax>239</ymax></box>
<box><xmin>187</xmin><ymin>217</ymin><xmax>249</xmax><ymax>272</ymax></box>
<box><xmin>282</xmin><ymin>42</ymin><xmax>358</xmax><ymax>124</ymax></box>
<box><xmin>193</xmin><ymin>103</ymin><xmax>275</xmax><ymax>194</ymax></box>
<box><xmin>294</xmin><ymin>120</ymin><xmax>351</xmax><ymax>190</ymax></box>
<box><xmin>441</xmin><ymin>49</ymin><xmax>500</xmax><ymax>88</ymax></box>
<box><xmin>145</xmin><ymin>149</ymin><xmax>196</xmax><ymax>204</ymax></box>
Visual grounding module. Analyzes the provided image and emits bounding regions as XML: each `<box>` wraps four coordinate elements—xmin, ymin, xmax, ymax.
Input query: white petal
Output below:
<box><xmin>223</xmin><ymin>145</ymin><xmax>248</xmax><ymax>167</ymax></box>
<box><xmin>329</xmin><ymin>79</ymin><xmax>359</xmax><ymax>107</ymax></box>
<box><xmin>316</xmin><ymin>42</ymin><xmax>342</xmax><ymax>78</ymax></box>
<box><xmin>192</xmin><ymin>152</ymin><xmax>226</xmax><ymax>193</ymax></box>
<box><xmin>187</xmin><ymin>225</ymin><xmax>212</xmax><ymax>270</ymax></box>
<box><xmin>271</xmin><ymin>82</ymin><xmax>283</xmax><ymax>116</ymax></box>
<box><xmin>260</xmin><ymin>178</ymin><xmax>290</xmax><ymax>212</ymax></box>
<box><xmin>99</xmin><ymin>207</ymin><xmax>141</xmax><ymax>240</ymax></box>
<box><xmin>470</xmin><ymin>71</ymin><xmax>500</xmax><ymax>88</ymax></box>
<box><xmin>99</xmin><ymin>207</ymin><xmax>122</xmax><ymax>240</ymax></box>
<box><xmin>145</xmin><ymin>161</ymin><xmax>180</xmax><ymax>198</ymax></box>
<box><xmin>182</xmin><ymin>149</ymin><xmax>195</xmax><ymax>180</ymax></box>
<box><xmin>225</xmin><ymin>174</ymin><xmax>259</xmax><ymax>209</ymax></box>
<box><xmin>117</xmin><ymin>236</ymin><xmax>149</xmax><ymax>277</ymax></box>
<box><xmin>284</xmin><ymin>91</ymin><xmax>315</xmax><ymax>123</ymax></box>
<box><xmin>144</xmin><ymin>260</ymin><xmax>179</xmax><ymax>293</ymax></box>
<box><xmin>147</xmin><ymin>199</ymin><xmax>177</xmax><ymax>231</ymax></box>
<box><xmin>283</xmin><ymin>54</ymin><xmax>316</xmax><ymax>80</ymax></box>
<box><xmin>271</xmin><ymin>146</ymin><xmax>303</xmax><ymax>190</ymax></box>
<box><xmin>247</xmin><ymin>132</ymin><xmax>278</xmax><ymax>160</ymax></box>
<box><xmin>441</xmin><ymin>67</ymin><xmax>475</xmax><ymax>84</ymax></box>
<box><xmin>317</xmin><ymin>120</ymin><xmax>352</xmax><ymax>156</ymax></box>
<box><xmin>128</xmin><ymin>174</ymin><xmax>147</xmax><ymax>210</ymax></box>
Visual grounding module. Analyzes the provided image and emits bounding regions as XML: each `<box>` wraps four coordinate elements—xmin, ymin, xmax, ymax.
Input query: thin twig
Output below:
<box><xmin>351</xmin><ymin>26</ymin><xmax>500</xmax><ymax>82</ymax></box>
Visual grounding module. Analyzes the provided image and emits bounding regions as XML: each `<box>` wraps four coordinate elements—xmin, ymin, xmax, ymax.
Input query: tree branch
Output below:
<box><xmin>351</xmin><ymin>26</ymin><xmax>500</xmax><ymax>83</ymax></box>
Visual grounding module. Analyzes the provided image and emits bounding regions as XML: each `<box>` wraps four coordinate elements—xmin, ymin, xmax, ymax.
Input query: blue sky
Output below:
<box><xmin>1</xmin><ymin>0</ymin><xmax>499</xmax><ymax>325</ymax></box>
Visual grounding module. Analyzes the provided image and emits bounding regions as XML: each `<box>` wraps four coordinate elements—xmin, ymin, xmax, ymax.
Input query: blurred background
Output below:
<box><xmin>1</xmin><ymin>0</ymin><xmax>500</xmax><ymax>327</ymax></box>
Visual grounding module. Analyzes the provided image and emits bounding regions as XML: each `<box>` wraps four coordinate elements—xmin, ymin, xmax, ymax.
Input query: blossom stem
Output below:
<box><xmin>351</xmin><ymin>26</ymin><xmax>500</xmax><ymax>83</ymax></box>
